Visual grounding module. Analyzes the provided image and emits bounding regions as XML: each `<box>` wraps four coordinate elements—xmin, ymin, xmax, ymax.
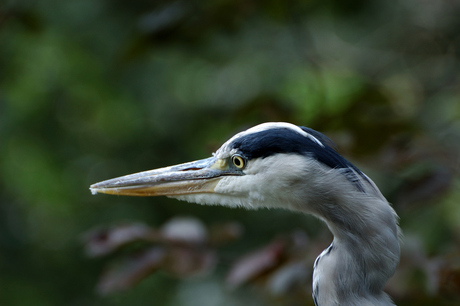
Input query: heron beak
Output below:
<box><xmin>90</xmin><ymin>157</ymin><xmax>238</xmax><ymax>197</ymax></box>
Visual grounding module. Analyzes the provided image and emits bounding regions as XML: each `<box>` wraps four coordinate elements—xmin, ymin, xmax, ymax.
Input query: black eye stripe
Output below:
<box><xmin>228</xmin><ymin>127</ymin><xmax>372</xmax><ymax>192</ymax></box>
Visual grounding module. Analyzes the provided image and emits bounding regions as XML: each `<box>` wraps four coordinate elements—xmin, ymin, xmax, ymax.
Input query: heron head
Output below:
<box><xmin>90</xmin><ymin>122</ymin><xmax>364</xmax><ymax>211</ymax></box>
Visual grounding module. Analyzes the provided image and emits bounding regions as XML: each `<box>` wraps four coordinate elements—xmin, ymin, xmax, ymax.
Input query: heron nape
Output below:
<box><xmin>90</xmin><ymin>122</ymin><xmax>400</xmax><ymax>306</ymax></box>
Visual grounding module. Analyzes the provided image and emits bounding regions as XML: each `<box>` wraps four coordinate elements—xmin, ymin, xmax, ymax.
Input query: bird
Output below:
<box><xmin>90</xmin><ymin>122</ymin><xmax>400</xmax><ymax>306</ymax></box>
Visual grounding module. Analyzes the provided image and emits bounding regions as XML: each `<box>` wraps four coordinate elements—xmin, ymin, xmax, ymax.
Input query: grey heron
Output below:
<box><xmin>90</xmin><ymin>122</ymin><xmax>400</xmax><ymax>306</ymax></box>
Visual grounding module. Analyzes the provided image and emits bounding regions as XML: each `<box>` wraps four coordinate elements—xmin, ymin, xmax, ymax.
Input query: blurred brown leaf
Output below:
<box><xmin>438</xmin><ymin>253</ymin><xmax>460</xmax><ymax>299</ymax></box>
<box><xmin>164</xmin><ymin>246</ymin><xmax>217</xmax><ymax>278</ymax></box>
<box><xmin>226</xmin><ymin>240</ymin><xmax>286</xmax><ymax>288</ymax></box>
<box><xmin>83</xmin><ymin>223</ymin><xmax>159</xmax><ymax>258</ymax></box>
<box><xmin>208</xmin><ymin>221</ymin><xmax>244</xmax><ymax>245</ymax></box>
<box><xmin>97</xmin><ymin>247</ymin><xmax>166</xmax><ymax>295</ymax></box>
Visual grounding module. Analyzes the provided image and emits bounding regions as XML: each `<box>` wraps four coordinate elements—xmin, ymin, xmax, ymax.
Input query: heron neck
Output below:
<box><xmin>313</xmin><ymin>194</ymin><xmax>400</xmax><ymax>305</ymax></box>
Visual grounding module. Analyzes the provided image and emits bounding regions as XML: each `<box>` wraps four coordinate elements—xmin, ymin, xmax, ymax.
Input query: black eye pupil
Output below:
<box><xmin>232</xmin><ymin>155</ymin><xmax>244</xmax><ymax>168</ymax></box>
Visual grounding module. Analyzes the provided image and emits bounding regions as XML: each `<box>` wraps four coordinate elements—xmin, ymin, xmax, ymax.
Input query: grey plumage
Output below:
<box><xmin>90</xmin><ymin>122</ymin><xmax>400</xmax><ymax>305</ymax></box>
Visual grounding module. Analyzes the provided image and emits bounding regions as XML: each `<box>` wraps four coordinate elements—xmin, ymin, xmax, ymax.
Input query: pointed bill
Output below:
<box><xmin>90</xmin><ymin>157</ymin><xmax>241</xmax><ymax>197</ymax></box>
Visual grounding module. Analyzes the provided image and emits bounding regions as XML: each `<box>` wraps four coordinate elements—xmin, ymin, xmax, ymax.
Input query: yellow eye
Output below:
<box><xmin>231</xmin><ymin>155</ymin><xmax>245</xmax><ymax>169</ymax></box>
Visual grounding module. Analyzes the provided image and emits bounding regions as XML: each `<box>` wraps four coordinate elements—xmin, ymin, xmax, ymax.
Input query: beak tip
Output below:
<box><xmin>90</xmin><ymin>185</ymin><xmax>102</xmax><ymax>195</ymax></box>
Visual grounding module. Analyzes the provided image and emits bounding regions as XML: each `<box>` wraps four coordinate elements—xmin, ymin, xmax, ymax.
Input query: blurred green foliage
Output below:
<box><xmin>1</xmin><ymin>0</ymin><xmax>460</xmax><ymax>305</ymax></box>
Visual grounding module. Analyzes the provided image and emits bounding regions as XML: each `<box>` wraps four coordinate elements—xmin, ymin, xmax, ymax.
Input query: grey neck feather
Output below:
<box><xmin>297</xmin><ymin>164</ymin><xmax>400</xmax><ymax>306</ymax></box>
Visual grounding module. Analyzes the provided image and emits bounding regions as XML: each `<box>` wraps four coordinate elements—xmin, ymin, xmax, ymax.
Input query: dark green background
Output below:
<box><xmin>1</xmin><ymin>0</ymin><xmax>460</xmax><ymax>305</ymax></box>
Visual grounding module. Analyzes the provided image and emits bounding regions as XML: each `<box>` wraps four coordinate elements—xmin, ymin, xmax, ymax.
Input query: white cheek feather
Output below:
<box><xmin>214</xmin><ymin>154</ymin><xmax>309</xmax><ymax>209</ymax></box>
